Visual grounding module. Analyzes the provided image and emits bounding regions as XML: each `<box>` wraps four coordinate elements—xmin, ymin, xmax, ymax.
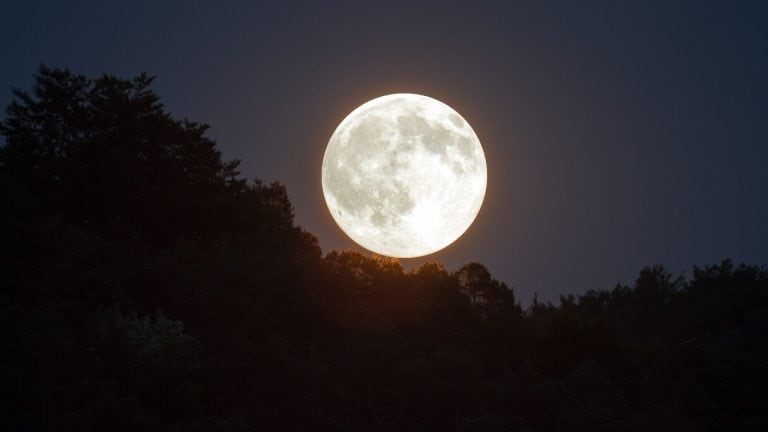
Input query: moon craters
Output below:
<box><xmin>322</xmin><ymin>93</ymin><xmax>487</xmax><ymax>258</ymax></box>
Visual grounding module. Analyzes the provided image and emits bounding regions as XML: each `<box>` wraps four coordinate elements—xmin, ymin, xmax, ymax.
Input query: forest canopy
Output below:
<box><xmin>2</xmin><ymin>67</ymin><xmax>767</xmax><ymax>431</ymax></box>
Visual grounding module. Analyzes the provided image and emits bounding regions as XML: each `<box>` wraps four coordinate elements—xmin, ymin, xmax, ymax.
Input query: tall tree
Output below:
<box><xmin>0</xmin><ymin>66</ymin><xmax>244</xmax><ymax>246</ymax></box>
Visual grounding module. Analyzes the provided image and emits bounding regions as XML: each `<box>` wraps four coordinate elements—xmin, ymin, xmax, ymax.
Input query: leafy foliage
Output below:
<box><xmin>2</xmin><ymin>67</ymin><xmax>767</xmax><ymax>431</ymax></box>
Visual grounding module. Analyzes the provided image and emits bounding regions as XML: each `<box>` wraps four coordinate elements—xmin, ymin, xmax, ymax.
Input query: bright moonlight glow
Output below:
<box><xmin>322</xmin><ymin>93</ymin><xmax>487</xmax><ymax>258</ymax></box>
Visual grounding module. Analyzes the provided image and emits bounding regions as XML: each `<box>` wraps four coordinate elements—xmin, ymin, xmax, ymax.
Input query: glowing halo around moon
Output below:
<box><xmin>321</xmin><ymin>93</ymin><xmax>487</xmax><ymax>258</ymax></box>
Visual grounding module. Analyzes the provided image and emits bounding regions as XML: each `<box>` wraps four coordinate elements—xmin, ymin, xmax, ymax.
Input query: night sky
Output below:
<box><xmin>3</xmin><ymin>1</ymin><xmax>767</xmax><ymax>303</ymax></box>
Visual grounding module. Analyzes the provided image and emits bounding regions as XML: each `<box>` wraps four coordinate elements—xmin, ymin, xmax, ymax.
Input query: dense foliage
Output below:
<box><xmin>2</xmin><ymin>67</ymin><xmax>766</xmax><ymax>431</ymax></box>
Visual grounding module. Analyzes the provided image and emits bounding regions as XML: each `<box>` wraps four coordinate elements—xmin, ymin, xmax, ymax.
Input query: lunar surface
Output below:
<box><xmin>322</xmin><ymin>93</ymin><xmax>487</xmax><ymax>258</ymax></box>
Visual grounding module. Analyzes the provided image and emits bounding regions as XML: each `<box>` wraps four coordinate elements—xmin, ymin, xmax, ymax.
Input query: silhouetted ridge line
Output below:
<box><xmin>2</xmin><ymin>68</ymin><xmax>766</xmax><ymax>431</ymax></box>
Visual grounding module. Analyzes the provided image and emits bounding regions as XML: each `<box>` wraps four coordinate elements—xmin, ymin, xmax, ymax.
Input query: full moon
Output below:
<box><xmin>322</xmin><ymin>93</ymin><xmax>487</xmax><ymax>258</ymax></box>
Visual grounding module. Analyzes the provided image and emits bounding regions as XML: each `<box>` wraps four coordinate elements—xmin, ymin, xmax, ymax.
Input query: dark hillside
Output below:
<box><xmin>2</xmin><ymin>68</ymin><xmax>766</xmax><ymax>431</ymax></box>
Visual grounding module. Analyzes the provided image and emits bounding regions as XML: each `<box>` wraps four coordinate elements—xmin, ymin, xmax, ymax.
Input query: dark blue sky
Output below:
<box><xmin>3</xmin><ymin>0</ymin><xmax>767</xmax><ymax>303</ymax></box>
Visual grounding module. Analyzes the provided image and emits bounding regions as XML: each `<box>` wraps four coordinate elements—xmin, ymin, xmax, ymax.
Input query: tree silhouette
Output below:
<box><xmin>2</xmin><ymin>67</ymin><xmax>767</xmax><ymax>431</ymax></box>
<box><xmin>0</xmin><ymin>66</ymin><xmax>245</xmax><ymax>246</ymax></box>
